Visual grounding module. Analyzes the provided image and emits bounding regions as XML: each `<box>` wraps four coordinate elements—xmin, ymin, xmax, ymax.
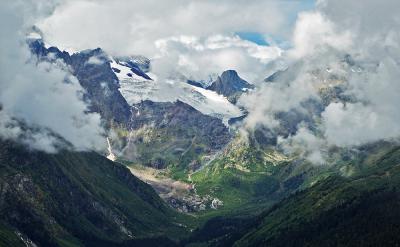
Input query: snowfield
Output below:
<box><xmin>111</xmin><ymin>59</ymin><xmax>243</xmax><ymax>124</ymax></box>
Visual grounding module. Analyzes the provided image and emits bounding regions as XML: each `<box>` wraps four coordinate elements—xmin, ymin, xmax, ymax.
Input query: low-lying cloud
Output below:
<box><xmin>152</xmin><ymin>35</ymin><xmax>282</xmax><ymax>82</ymax></box>
<box><xmin>0</xmin><ymin>0</ymin><xmax>105</xmax><ymax>152</ymax></box>
<box><xmin>240</xmin><ymin>0</ymin><xmax>400</xmax><ymax>164</ymax></box>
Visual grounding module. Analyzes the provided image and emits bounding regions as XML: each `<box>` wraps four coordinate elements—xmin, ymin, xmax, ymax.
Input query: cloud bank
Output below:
<box><xmin>0</xmin><ymin>0</ymin><xmax>105</xmax><ymax>152</ymax></box>
<box><xmin>152</xmin><ymin>35</ymin><xmax>282</xmax><ymax>82</ymax></box>
<box><xmin>37</xmin><ymin>0</ymin><xmax>302</xmax><ymax>55</ymax></box>
<box><xmin>240</xmin><ymin>0</ymin><xmax>400</xmax><ymax>164</ymax></box>
<box><xmin>36</xmin><ymin>0</ymin><xmax>311</xmax><ymax>82</ymax></box>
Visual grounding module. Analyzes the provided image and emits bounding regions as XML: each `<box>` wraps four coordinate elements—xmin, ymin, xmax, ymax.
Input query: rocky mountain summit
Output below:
<box><xmin>207</xmin><ymin>70</ymin><xmax>254</xmax><ymax>103</ymax></box>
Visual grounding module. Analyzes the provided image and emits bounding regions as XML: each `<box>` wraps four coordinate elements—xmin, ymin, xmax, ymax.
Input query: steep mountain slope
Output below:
<box><xmin>112</xmin><ymin>63</ymin><xmax>243</xmax><ymax>123</ymax></box>
<box><xmin>207</xmin><ymin>70</ymin><xmax>254</xmax><ymax>104</ymax></box>
<box><xmin>28</xmin><ymin>37</ymin><xmax>243</xmax><ymax>125</ymax></box>
<box><xmin>0</xmin><ymin>140</ymin><xmax>188</xmax><ymax>246</ymax></box>
<box><xmin>28</xmin><ymin>37</ymin><xmax>239</xmax><ymax>175</ymax></box>
<box><xmin>29</xmin><ymin>39</ymin><xmax>132</xmax><ymax>124</ymax></box>
<box><xmin>27</xmin><ymin>38</ymin><xmax>243</xmax><ymax>213</ymax></box>
<box><xmin>190</xmin><ymin>137</ymin><xmax>326</xmax><ymax>213</ymax></box>
<box><xmin>186</xmin><ymin>144</ymin><xmax>400</xmax><ymax>247</ymax></box>
<box><xmin>111</xmin><ymin>100</ymin><xmax>232</xmax><ymax>177</ymax></box>
<box><xmin>234</xmin><ymin>145</ymin><xmax>400</xmax><ymax>246</ymax></box>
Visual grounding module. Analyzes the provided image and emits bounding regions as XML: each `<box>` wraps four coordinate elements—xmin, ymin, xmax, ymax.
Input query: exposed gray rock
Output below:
<box><xmin>207</xmin><ymin>70</ymin><xmax>254</xmax><ymax>104</ymax></box>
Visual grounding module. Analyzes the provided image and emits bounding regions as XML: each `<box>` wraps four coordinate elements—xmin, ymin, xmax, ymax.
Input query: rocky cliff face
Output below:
<box><xmin>207</xmin><ymin>70</ymin><xmax>254</xmax><ymax>104</ymax></box>
<box><xmin>113</xmin><ymin>100</ymin><xmax>232</xmax><ymax>171</ymax></box>
<box><xmin>130</xmin><ymin>100</ymin><xmax>231</xmax><ymax>149</ymax></box>
<box><xmin>29</xmin><ymin>39</ymin><xmax>132</xmax><ymax>124</ymax></box>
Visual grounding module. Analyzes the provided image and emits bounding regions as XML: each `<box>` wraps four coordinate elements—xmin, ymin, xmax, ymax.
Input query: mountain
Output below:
<box><xmin>186</xmin><ymin>143</ymin><xmax>400</xmax><ymax>246</ymax></box>
<box><xmin>28</xmin><ymin>37</ymin><xmax>244</xmax><ymax>124</ymax></box>
<box><xmin>115</xmin><ymin>55</ymin><xmax>151</xmax><ymax>74</ymax></box>
<box><xmin>186</xmin><ymin>80</ymin><xmax>205</xmax><ymax>88</ymax></box>
<box><xmin>111</xmin><ymin>62</ymin><xmax>243</xmax><ymax>123</ymax></box>
<box><xmin>26</xmin><ymin>36</ymin><xmax>325</xmax><ymax>214</ymax></box>
<box><xmin>27</xmin><ymin>38</ymin><xmax>243</xmax><ymax>212</ymax></box>
<box><xmin>188</xmin><ymin>136</ymin><xmax>326</xmax><ymax>213</ymax></box>
<box><xmin>264</xmin><ymin>69</ymin><xmax>287</xmax><ymax>83</ymax></box>
<box><xmin>29</xmin><ymin>39</ymin><xmax>132</xmax><ymax>124</ymax></box>
<box><xmin>113</xmin><ymin>56</ymin><xmax>152</xmax><ymax>80</ymax></box>
<box><xmin>111</xmin><ymin>100</ymin><xmax>232</xmax><ymax>176</ymax></box>
<box><xmin>0</xmin><ymin>140</ymin><xmax>188</xmax><ymax>246</ymax></box>
<box><xmin>233</xmin><ymin>144</ymin><xmax>400</xmax><ymax>247</ymax></box>
<box><xmin>207</xmin><ymin>70</ymin><xmax>254</xmax><ymax>104</ymax></box>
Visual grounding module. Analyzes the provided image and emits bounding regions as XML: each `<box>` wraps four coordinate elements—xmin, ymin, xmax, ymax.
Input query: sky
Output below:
<box><xmin>236</xmin><ymin>32</ymin><xmax>270</xmax><ymax>46</ymax></box>
<box><xmin>237</xmin><ymin>0</ymin><xmax>316</xmax><ymax>46</ymax></box>
<box><xmin>36</xmin><ymin>0</ymin><xmax>316</xmax><ymax>82</ymax></box>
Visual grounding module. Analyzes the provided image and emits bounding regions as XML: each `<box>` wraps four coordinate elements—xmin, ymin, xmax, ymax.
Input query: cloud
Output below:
<box><xmin>289</xmin><ymin>11</ymin><xmax>353</xmax><ymax>59</ymax></box>
<box><xmin>240</xmin><ymin>62</ymin><xmax>320</xmax><ymax>130</ymax></box>
<box><xmin>36</xmin><ymin>0</ymin><xmax>312</xmax><ymax>82</ymax></box>
<box><xmin>240</xmin><ymin>0</ymin><xmax>400</xmax><ymax>164</ymax></box>
<box><xmin>87</xmin><ymin>55</ymin><xmax>105</xmax><ymax>65</ymax></box>
<box><xmin>0</xmin><ymin>0</ymin><xmax>105</xmax><ymax>152</ymax></box>
<box><xmin>152</xmin><ymin>35</ymin><xmax>282</xmax><ymax>82</ymax></box>
<box><xmin>37</xmin><ymin>0</ymin><xmax>303</xmax><ymax>56</ymax></box>
<box><xmin>322</xmin><ymin>57</ymin><xmax>400</xmax><ymax>146</ymax></box>
<box><xmin>278</xmin><ymin>126</ymin><xmax>326</xmax><ymax>165</ymax></box>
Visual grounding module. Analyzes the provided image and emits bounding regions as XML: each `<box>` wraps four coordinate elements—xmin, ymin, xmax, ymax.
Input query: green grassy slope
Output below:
<box><xmin>190</xmin><ymin>138</ymin><xmax>327</xmax><ymax>214</ymax></box>
<box><xmin>0</xmin><ymin>140</ymin><xmax>190</xmax><ymax>246</ymax></box>
<box><xmin>233</xmin><ymin>145</ymin><xmax>400</xmax><ymax>246</ymax></box>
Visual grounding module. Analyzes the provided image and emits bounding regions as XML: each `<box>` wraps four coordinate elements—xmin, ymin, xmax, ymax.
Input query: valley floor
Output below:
<box><xmin>128</xmin><ymin>164</ymin><xmax>226</xmax><ymax>214</ymax></box>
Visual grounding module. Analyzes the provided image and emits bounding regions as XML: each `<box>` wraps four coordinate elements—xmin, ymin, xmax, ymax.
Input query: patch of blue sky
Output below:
<box><xmin>236</xmin><ymin>32</ymin><xmax>269</xmax><ymax>46</ymax></box>
<box><xmin>236</xmin><ymin>0</ymin><xmax>316</xmax><ymax>49</ymax></box>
